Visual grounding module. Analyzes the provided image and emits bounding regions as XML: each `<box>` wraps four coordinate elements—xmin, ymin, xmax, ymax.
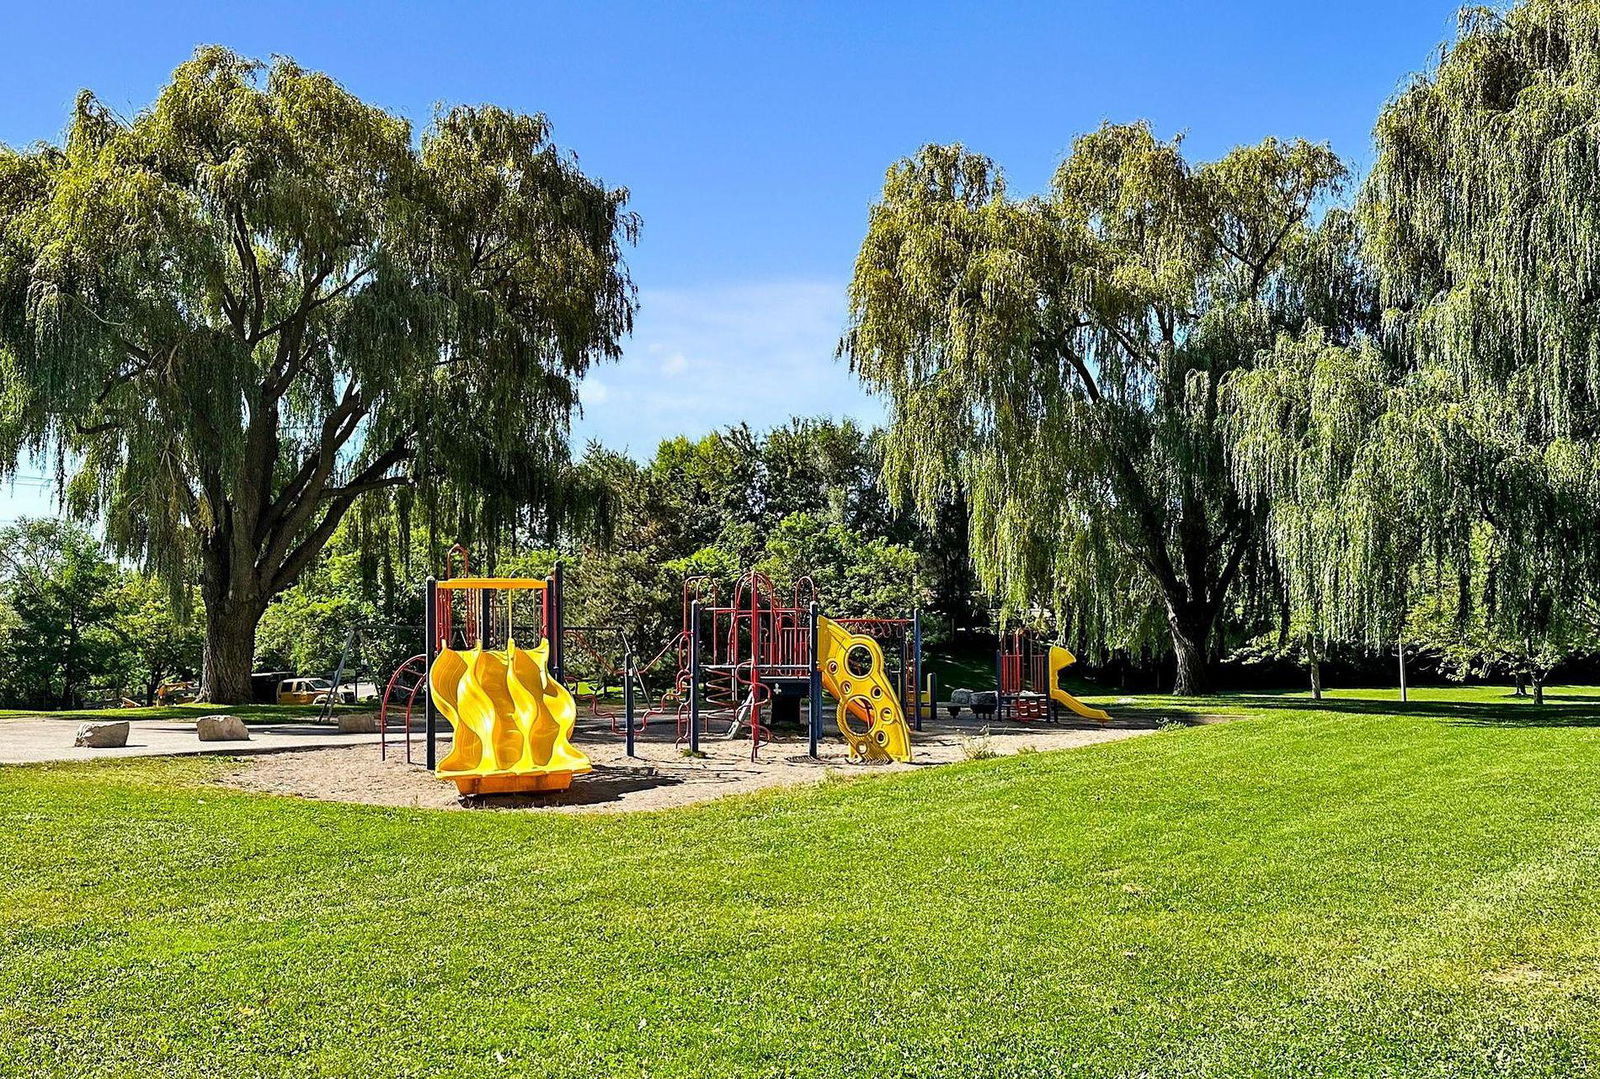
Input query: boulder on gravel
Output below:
<box><xmin>74</xmin><ymin>721</ymin><xmax>129</xmax><ymax>748</ymax></box>
<box><xmin>196</xmin><ymin>714</ymin><xmax>250</xmax><ymax>741</ymax></box>
<box><xmin>337</xmin><ymin>712</ymin><xmax>379</xmax><ymax>734</ymax></box>
<box><xmin>971</xmin><ymin>690</ymin><xmax>998</xmax><ymax>717</ymax></box>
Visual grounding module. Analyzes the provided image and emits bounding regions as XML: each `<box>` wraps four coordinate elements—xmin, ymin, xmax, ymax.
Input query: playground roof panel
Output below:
<box><xmin>435</xmin><ymin>577</ymin><xmax>549</xmax><ymax>590</ymax></box>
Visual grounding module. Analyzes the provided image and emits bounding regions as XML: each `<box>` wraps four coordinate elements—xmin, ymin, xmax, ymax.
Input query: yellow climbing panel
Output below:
<box><xmin>816</xmin><ymin>616</ymin><xmax>913</xmax><ymax>763</ymax></box>
<box><xmin>430</xmin><ymin>638</ymin><xmax>591</xmax><ymax>795</ymax></box>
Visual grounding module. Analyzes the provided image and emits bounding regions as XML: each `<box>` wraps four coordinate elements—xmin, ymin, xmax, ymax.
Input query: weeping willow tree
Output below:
<box><xmin>1231</xmin><ymin>1</ymin><xmax>1600</xmax><ymax>697</ymax></box>
<box><xmin>1226</xmin><ymin>331</ymin><xmax>1466</xmax><ymax>684</ymax></box>
<box><xmin>843</xmin><ymin>124</ymin><xmax>1352</xmax><ymax>693</ymax></box>
<box><xmin>0</xmin><ymin>47</ymin><xmax>636</xmax><ymax>701</ymax></box>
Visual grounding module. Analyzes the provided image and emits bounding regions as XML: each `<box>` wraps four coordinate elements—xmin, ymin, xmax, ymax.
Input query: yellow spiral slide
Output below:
<box><xmin>1047</xmin><ymin>645</ymin><xmax>1112</xmax><ymax>723</ymax></box>
<box><xmin>816</xmin><ymin>616</ymin><xmax>913</xmax><ymax>763</ymax></box>
<box><xmin>429</xmin><ymin>638</ymin><xmax>591</xmax><ymax>795</ymax></box>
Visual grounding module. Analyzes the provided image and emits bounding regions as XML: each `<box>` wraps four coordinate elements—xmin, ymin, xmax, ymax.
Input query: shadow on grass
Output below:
<box><xmin>1079</xmin><ymin>700</ymin><xmax>1240</xmax><ymax>728</ymax></box>
<box><xmin>1213</xmin><ymin>693</ymin><xmax>1600</xmax><ymax>728</ymax></box>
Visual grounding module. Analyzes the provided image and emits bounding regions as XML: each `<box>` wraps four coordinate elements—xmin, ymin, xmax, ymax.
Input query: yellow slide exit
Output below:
<box><xmin>429</xmin><ymin>638</ymin><xmax>591</xmax><ymax>795</ymax></box>
<box><xmin>1047</xmin><ymin>646</ymin><xmax>1112</xmax><ymax>723</ymax></box>
<box><xmin>816</xmin><ymin>616</ymin><xmax>913</xmax><ymax>763</ymax></box>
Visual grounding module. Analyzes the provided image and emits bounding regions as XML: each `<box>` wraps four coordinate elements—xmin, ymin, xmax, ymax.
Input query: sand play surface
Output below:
<box><xmin>220</xmin><ymin>709</ymin><xmax>1162</xmax><ymax>813</ymax></box>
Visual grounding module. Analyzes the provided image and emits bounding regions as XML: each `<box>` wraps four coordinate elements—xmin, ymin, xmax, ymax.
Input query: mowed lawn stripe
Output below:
<box><xmin>4</xmin><ymin>701</ymin><xmax>1600</xmax><ymax>1077</ymax></box>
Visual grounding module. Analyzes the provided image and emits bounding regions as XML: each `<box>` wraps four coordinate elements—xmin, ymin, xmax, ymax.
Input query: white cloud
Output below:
<box><xmin>572</xmin><ymin>279</ymin><xmax>884</xmax><ymax>456</ymax></box>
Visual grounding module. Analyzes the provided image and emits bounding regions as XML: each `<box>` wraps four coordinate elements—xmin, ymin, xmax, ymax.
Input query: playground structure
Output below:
<box><xmin>669</xmin><ymin>571</ymin><xmax>925</xmax><ymax>763</ymax></box>
<box><xmin>378</xmin><ymin>554</ymin><xmax>928</xmax><ymax>794</ymax></box>
<box><xmin>997</xmin><ymin>629</ymin><xmax>1112</xmax><ymax>724</ymax></box>
<box><xmin>816</xmin><ymin>614</ymin><xmax>915</xmax><ymax>763</ymax></box>
<box><xmin>379</xmin><ymin>548</ymin><xmax>589</xmax><ymax>793</ymax></box>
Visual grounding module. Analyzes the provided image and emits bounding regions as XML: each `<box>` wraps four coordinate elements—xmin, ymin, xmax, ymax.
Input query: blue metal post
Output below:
<box><xmin>808</xmin><ymin>601</ymin><xmax>822</xmax><ymax>758</ymax></box>
<box><xmin>911</xmin><ymin>609</ymin><xmax>924</xmax><ymax>732</ymax></box>
<box><xmin>688</xmin><ymin>599</ymin><xmax>701</xmax><ymax>755</ymax></box>
<box><xmin>995</xmin><ymin>645</ymin><xmax>1004</xmax><ymax>723</ymax></box>
<box><xmin>623</xmin><ymin>647</ymin><xmax>637</xmax><ymax>758</ymax></box>
<box><xmin>424</xmin><ymin>576</ymin><xmax>438</xmax><ymax>771</ymax></box>
<box><xmin>551</xmin><ymin>560</ymin><xmax>565</xmax><ymax>684</ymax></box>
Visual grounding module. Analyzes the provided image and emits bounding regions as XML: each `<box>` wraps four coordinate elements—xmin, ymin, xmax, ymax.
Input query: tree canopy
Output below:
<box><xmin>843</xmin><ymin>124</ymin><xmax>1352</xmax><ymax>692</ymax></box>
<box><xmin>0</xmin><ymin>47</ymin><xmax>637</xmax><ymax>700</ymax></box>
<box><xmin>1365</xmin><ymin>0</ymin><xmax>1600</xmax><ymax>652</ymax></box>
<box><xmin>0</xmin><ymin>518</ymin><xmax>198</xmax><ymax>709</ymax></box>
<box><xmin>1227</xmin><ymin>0</ymin><xmax>1600</xmax><ymax>697</ymax></box>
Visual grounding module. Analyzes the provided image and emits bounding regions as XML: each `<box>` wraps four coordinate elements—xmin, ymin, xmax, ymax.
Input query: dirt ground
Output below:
<box><xmin>220</xmin><ymin>707</ymin><xmax>1161</xmax><ymax>813</ymax></box>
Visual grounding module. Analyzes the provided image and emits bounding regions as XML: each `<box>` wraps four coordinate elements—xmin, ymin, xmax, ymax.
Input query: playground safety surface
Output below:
<box><xmin>217</xmin><ymin>711</ymin><xmax>1165</xmax><ymax>813</ymax></box>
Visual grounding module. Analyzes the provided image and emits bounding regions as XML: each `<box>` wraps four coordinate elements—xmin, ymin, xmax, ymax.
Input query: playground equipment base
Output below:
<box><xmin>447</xmin><ymin>771</ymin><xmax>579</xmax><ymax>796</ymax></box>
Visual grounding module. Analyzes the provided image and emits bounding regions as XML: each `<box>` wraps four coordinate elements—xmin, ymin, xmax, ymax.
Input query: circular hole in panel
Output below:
<box><xmin>845</xmin><ymin>644</ymin><xmax>875</xmax><ymax>679</ymax></box>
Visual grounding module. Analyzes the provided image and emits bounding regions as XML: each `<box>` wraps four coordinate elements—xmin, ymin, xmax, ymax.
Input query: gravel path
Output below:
<box><xmin>0</xmin><ymin>714</ymin><xmax>384</xmax><ymax>764</ymax></box>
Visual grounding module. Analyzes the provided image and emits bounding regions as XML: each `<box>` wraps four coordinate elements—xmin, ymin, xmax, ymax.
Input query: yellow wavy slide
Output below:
<box><xmin>429</xmin><ymin>638</ymin><xmax>591</xmax><ymax>795</ymax></box>
<box><xmin>816</xmin><ymin>616</ymin><xmax>913</xmax><ymax>763</ymax></box>
<box><xmin>1047</xmin><ymin>646</ymin><xmax>1112</xmax><ymax>723</ymax></box>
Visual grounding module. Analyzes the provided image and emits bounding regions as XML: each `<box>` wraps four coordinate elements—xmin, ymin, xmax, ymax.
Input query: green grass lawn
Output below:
<box><xmin>1078</xmin><ymin>682</ymin><xmax>1600</xmax><ymax>724</ymax></box>
<box><xmin>6</xmin><ymin>689</ymin><xmax>1600</xmax><ymax>1076</ymax></box>
<box><xmin>922</xmin><ymin>646</ymin><xmax>998</xmax><ymax>691</ymax></box>
<box><xmin>0</xmin><ymin>702</ymin><xmax>367</xmax><ymax>723</ymax></box>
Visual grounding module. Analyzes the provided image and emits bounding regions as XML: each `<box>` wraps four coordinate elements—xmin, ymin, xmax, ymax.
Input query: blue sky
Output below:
<box><xmin>2</xmin><ymin>0</ymin><xmax>1461</xmax><ymax>519</ymax></box>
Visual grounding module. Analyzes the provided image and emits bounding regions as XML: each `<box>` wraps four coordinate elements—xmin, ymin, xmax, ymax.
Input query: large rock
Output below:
<box><xmin>196</xmin><ymin>714</ymin><xmax>251</xmax><ymax>742</ymax></box>
<box><xmin>337</xmin><ymin>712</ymin><xmax>379</xmax><ymax>734</ymax></box>
<box><xmin>74</xmin><ymin>721</ymin><xmax>129</xmax><ymax>748</ymax></box>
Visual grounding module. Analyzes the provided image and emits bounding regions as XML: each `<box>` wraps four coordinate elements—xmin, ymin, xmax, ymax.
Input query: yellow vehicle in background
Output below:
<box><xmin>276</xmin><ymin>677</ymin><xmax>352</xmax><ymax>706</ymax></box>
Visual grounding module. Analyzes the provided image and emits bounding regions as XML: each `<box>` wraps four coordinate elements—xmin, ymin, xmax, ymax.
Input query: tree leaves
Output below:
<box><xmin>1235</xmin><ymin>0</ymin><xmax>1600</xmax><ymax>666</ymax></box>
<box><xmin>844</xmin><ymin>124</ymin><xmax>1349</xmax><ymax>689</ymax></box>
<box><xmin>0</xmin><ymin>47</ymin><xmax>638</xmax><ymax>695</ymax></box>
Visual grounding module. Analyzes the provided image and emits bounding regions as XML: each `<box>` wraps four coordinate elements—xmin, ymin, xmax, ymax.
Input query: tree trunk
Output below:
<box><xmin>1309</xmin><ymin>653</ymin><xmax>1322</xmax><ymax>701</ymax></box>
<box><xmin>61</xmin><ymin>617</ymin><xmax>80</xmax><ymax>710</ymax></box>
<box><xmin>200</xmin><ymin>522</ymin><xmax>269</xmax><ymax>704</ymax></box>
<box><xmin>1397</xmin><ymin>634</ymin><xmax>1408</xmax><ymax>703</ymax></box>
<box><xmin>202</xmin><ymin>603</ymin><xmax>263</xmax><ymax>704</ymax></box>
<box><xmin>1533</xmin><ymin>671</ymin><xmax>1545</xmax><ymax>707</ymax></box>
<box><xmin>1166</xmin><ymin>605</ymin><xmax>1216</xmax><ymax>696</ymax></box>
